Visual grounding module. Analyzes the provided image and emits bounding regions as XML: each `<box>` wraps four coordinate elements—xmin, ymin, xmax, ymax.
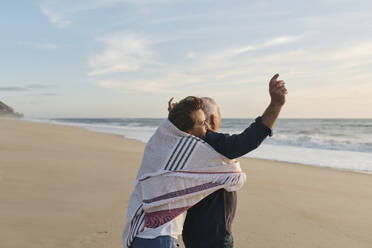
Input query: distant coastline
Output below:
<box><xmin>0</xmin><ymin>101</ymin><xmax>23</xmax><ymax>118</ymax></box>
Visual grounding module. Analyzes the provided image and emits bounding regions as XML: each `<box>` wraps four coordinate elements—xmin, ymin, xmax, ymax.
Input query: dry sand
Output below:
<box><xmin>1</xmin><ymin>118</ymin><xmax>372</xmax><ymax>248</ymax></box>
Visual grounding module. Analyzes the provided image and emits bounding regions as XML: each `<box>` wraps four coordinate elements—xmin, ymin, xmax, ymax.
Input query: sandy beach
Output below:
<box><xmin>1</xmin><ymin>118</ymin><xmax>372</xmax><ymax>248</ymax></box>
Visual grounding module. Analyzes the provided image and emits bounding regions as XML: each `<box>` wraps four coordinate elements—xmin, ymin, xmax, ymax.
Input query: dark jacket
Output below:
<box><xmin>182</xmin><ymin>117</ymin><xmax>272</xmax><ymax>248</ymax></box>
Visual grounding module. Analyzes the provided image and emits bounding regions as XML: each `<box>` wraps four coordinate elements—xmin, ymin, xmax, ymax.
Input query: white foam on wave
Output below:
<box><xmin>84</xmin><ymin>122</ymin><xmax>372</xmax><ymax>173</ymax></box>
<box><xmin>221</xmin><ymin>128</ymin><xmax>372</xmax><ymax>153</ymax></box>
<box><xmin>245</xmin><ymin>143</ymin><xmax>372</xmax><ymax>173</ymax></box>
<box><xmin>27</xmin><ymin>118</ymin><xmax>372</xmax><ymax>173</ymax></box>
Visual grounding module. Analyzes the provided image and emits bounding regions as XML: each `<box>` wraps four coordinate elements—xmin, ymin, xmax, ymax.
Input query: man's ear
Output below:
<box><xmin>209</xmin><ymin>115</ymin><xmax>216</xmax><ymax>130</ymax></box>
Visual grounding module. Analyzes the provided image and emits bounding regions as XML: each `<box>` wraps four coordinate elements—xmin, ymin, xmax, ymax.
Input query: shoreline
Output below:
<box><xmin>19</xmin><ymin>117</ymin><xmax>372</xmax><ymax>175</ymax></box>
<box><xmin>1</xmin><ymin>118</ymin><xmax>372</xmax><ymax>248</ymax></box>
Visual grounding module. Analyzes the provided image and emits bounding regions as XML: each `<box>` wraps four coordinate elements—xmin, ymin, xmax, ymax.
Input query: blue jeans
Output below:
<box><xmin>131</xmin><ymin>236</ymin><xmax>179</xmax><ymax>248</ymax></box>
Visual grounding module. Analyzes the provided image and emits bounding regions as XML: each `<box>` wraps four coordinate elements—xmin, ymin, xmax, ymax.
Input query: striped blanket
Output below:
<box><xmin>122</xmin><ymin>119</ymin><xmax>246</xmax><ymax>248</ymax></box>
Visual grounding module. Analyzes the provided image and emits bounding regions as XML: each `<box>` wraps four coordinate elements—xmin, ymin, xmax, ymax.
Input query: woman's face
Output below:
<box><xmin>187</xmin><ymin>109</ymin><xmax>209</xmax><ymax>139</ymax></box>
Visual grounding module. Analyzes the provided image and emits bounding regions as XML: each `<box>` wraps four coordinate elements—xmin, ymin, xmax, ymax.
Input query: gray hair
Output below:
<box><xmin>201</xmin><ymin>97</ymin><xmax>218</xmax><ymax>122</ymax></box>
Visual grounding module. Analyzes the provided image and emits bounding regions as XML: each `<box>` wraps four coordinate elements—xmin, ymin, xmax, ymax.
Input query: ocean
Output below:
<box><xmin>28</xmin><ymin>118</ymin><xmax>372</xmax><ymax>173</ymax></box>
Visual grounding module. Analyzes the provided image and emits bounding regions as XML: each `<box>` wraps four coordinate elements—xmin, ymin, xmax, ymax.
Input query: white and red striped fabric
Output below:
<box><xmin>122</xmin><ymin>119</ymin><xmax>246</xmax><ymax>248</ymax></box>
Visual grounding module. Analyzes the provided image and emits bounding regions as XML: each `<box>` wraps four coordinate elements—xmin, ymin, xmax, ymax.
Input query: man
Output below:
<box><xmin>169</xmin><ymin>74</ymin><xmax>287</xmax><ymax>248</ymax></box>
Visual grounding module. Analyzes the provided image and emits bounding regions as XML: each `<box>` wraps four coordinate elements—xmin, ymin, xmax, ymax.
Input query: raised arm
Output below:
<box><xmin>204</xmin><ymin>74</ymin><xmax>287</xmax><ymax>159</ymax></box>
<box><xmin>261</xmin><ymin>74</ymin><xmax>287</xmax><ymax>130</ymax></box>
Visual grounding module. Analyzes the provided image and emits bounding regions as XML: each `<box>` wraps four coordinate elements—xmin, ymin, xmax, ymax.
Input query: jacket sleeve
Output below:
<box><xmin>204</xmin><ymin>117</ymin><xmax>272</xmax><ymax>159</ymax></box>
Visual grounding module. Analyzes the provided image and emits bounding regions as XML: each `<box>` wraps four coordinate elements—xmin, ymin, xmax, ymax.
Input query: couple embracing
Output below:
<box><xmin>123</xmin><ymin>74</ymin><xmax>287</xmax><ymax>248</ymax></box>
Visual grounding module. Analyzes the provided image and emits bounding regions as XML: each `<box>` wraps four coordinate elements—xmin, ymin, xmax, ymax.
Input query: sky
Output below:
<box><xmin>1</xmin><ymin>0</ymin><xmax>372</xmax><ymax>118</ymax></box>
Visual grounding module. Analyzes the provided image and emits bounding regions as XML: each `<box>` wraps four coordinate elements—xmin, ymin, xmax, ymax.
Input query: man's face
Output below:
<box><xmin>188</xmin><ymin>109</ymin><xmax>208</xmax><ymax>138</ymax></box>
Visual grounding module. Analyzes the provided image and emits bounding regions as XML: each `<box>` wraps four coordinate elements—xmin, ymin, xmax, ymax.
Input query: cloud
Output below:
<box><xmin>329</xmin><ymin>42</ymin><xmax>372</xmax><ymax>60</ymax></box>
<box><xmin>201</xmin><ymin>45</ymin><xmax>257</xmax><ymax>65</ymax></box>
<box><xmin>94</xmin><ymin>31</ymin><xmax>372</xmax><ymax>99</ymax></box>
<box><xmin>40</xmin><ymin>4</ymin><xmax>70</xmax><ymax>28</ymax></box>
<box><xmin>186</xmin><ymin>52</ymin><xmax>197</xmax><ymax>59</ymax></box>
<box><xmin>96</xmin><ymin>68</ymin><xmax>219</xmax><ymax>94</ymax></box>
<box><xmin>18</xmin><ymin>41</ymin><xmax>58</xmax><ymax>50</ymax></box>
<box><xmin>250</xmin><ymin>41</ymin><xmax>372</xmax><ymax>69</ymax></box>
<box><xmin>40</xmin><ymin>0</ymin><xmax>176</xmax><ymax>28</ymax></box>
<box><xmin>0</xmin><ymin>86</ymin><xmax>28</xmax><ymax>91</ymax></box>
<box><xmin>262</xmin><ymin>35</ymin><xmax>304</xmax><ymax>47</ymax></box>
<box><xmin>35</xmin><ymin>43</ymin><xmax>58</xmax><ymax>50</ymax></box>
<box><xmin>162</xmin><ymin>34</ymin><xmax>306</xmax><ymax>85</ymax></box>
<box><xmin>199</xmin><ymin>34</ymin><xmax>305</xmax><ymax>69</ymax></box>
<box><xmin>39</xmin><ymin>93</ymin><xmax>59</xmax><ymax>96</ymax></box>
<box><xmin>95</xmin><ymin>67</ymin><xmax>263</xmax><ymax>95</ymax></box>
<box><xmin>40</xmin><ymin>0</ymin><xmax>100</xmax><ymax>28</ymax></box>
<box><xmin>26</xmin><ymin>84</ymin><xmax>55</xmax><ymax>89</ymax></box>
<box><xmin>0</xmin><ymin>84</ymin><xmax>56</xmax><ymax>92</ymax></box>
<box><xmin>97</xmin><ymin>79</ymin><xmax>177</xmax><ymax>93</ymax></box>
<box><xmin>92</xmin><ymin>34</ymin><xmax>306</xmax><ymax>94</ymax></box>
<box><xmin>88</xmin><ymin>33</ymin><xmax>154</xmax><ymax>76</ymax></box>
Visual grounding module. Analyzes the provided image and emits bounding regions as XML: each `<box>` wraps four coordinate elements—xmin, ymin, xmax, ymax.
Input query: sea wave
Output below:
<box><xmin>25</xmin><ymin>117</ymin><xmax>372</xmax><ymax>172</ymax></box>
